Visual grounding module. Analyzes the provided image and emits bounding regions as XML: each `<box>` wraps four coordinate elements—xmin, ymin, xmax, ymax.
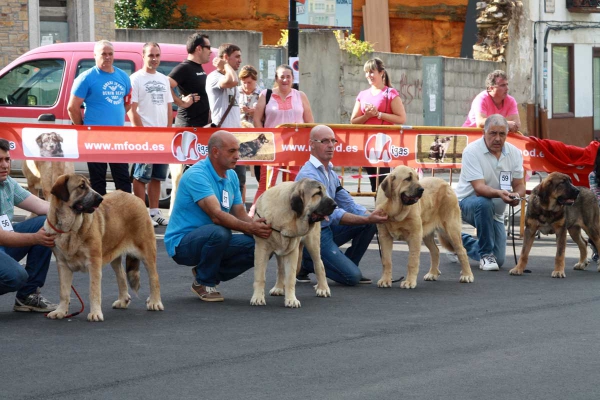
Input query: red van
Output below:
<box><xmin>0</xmin><ymin>41</ymin><xmax>216</xmax><ymax>124</ymax></box>
<box><xmin>0</xmin><ymin>41</ymin><xmax>216</xmax><ymax>208</ymax></box>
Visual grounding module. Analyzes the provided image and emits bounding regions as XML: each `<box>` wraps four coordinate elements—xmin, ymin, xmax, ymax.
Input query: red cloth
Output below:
<box><xmin>524</xmin><ymin>137</ymin><xmax>600</xmax><ymax>186</ymax></box>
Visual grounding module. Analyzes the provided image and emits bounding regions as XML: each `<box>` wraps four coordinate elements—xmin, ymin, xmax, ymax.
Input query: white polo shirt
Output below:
<box><xmin>455</xmin><ymin>137</ymin><xmax>524</xmax><ymax>222</ymax></box>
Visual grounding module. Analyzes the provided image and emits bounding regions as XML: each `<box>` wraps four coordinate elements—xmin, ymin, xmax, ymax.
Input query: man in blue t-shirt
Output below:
<box><xmin>67</xmin><ymin>40</ymin><xmax>132</xmax><ymax>195</ymax></box>
<box><xmin>164</xmin><ymin>130</ymin><xmax>272</xmax><ymax>302</ymax></box>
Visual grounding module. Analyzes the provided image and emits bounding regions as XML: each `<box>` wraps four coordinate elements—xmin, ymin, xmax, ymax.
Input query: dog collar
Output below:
<box><xmin>255</xmin><ymin>211</ymin><xmax>281</xmax><ymax>233</ymax></box>
<box><xmin>46</xmin><ymin>218</ymin><xmax>68</xmax><ymax>234</ymax></box>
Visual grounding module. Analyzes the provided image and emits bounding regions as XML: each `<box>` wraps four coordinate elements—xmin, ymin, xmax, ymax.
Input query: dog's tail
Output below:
<box><xmin>437</xmin><ymin>231</ymin><xmax>461</xmax><ymax>254</ymax></box>
<box><xmin>125</xmin><ymin>256</ymin><xmax>141</xmax><ymax>293</ymax></box>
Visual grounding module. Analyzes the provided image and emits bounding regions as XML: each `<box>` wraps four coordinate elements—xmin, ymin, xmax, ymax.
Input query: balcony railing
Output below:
<box><xmin>566</xmin><ymin>0</ymin><xmax>600</xmax><ymax>12</ymax></box>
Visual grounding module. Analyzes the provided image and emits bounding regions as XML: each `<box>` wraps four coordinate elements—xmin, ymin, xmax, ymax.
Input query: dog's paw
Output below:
<box><xmin>314</xmin><ymin>284</ymin><xmax>331</xmax><ymax>298</ymax></box>
<box><xmin>46</xmin><ymin>308</ymin><xmax>68</xmax><ymax>320</ymax></box>
<box><xmin>573</xmin><ymin>260</ymin><xmax>589</xmax><ymax>270</ymax></box>
<box><xmin>146</xmin><ymin>297</ymin><xmax>164</xmax><ymax>311</ymax></box>
<box><xmin>509</xmin><ymin>267</ymin><xmax>523</xmax><ymax>276</ymax></box>
<box><xmin>87</xmin><ymin>311</ymin><xmax>104</xmax><ymax>322</ymax></box>
<box><xmin>112</xmin><ymin>294</ymin><xmax>132</xmax><ymax>309</ymax></box>
<box><xmin>269</xmin><ymin>286</ymin><xmax>284</xmax><ymax>296</ymax></box>
<box><xmin>284</xmin><ymin>297</ymin><xmax>301</xmax><ymax>308</ymax></box>
<box><xmin>250</xmin><ymin>295</ymin><xmax>266</xmax><ymax>306</ymax></box>
<box><xmin>551</xmin><ymin>270</ymin><xmax>566</xmax><ymax>278</ymax></box>
<box><xmin>377</xmin><ymin>278</ymin><xmax>393</xmax><ymax>288</ymax></box>
<box><xmin>459</xmin><ymin>274</ymin><xmax>474</xmax><ymax>283</ymax></box>
<box><xmin>423</xmin><ymin>272</ymin><xmax>439</xmax><ymax>281</ymax></box>
<box><xmin>400</xmin><ymin>279</ymin><xmax>417</xmax><ymax>289</ymax></box>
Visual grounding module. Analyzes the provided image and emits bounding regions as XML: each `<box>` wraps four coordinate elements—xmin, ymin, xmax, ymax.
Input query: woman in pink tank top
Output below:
<box><xmin>250</xmin><ymin>65</ymin><xmax>314</xmax><ymax>213</ymax></box>
<box><xmin>350</xmin><ymin>57</ymin><xmax>407</xmax><ymax>193</ymax></box>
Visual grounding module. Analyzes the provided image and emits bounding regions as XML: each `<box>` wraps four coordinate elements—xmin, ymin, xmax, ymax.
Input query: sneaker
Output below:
<box><xmin>150</xmin><ymin>217</ymin><xmax>159</xmax><ymax>227</ymax></box>
<box><xmin>359</xmin><ymin>276</ymin><xmax>372</xmax><ymax>284</ymax></box>
<box><xmin>191</xmin><ymin>281</ymin><xmax>224</xmax><ymax>302</ymax></box>
<box><xmin>479</xmin><ymin>254</ymin><xmax>499</xmax><ymax>271</ymax></box>
<box><xmin>151</xmin><ymin>210</ymin><xmax>169</xmax><ymax>226</ymax></box>
<box><xmin>14</xmin><ymin>290</ymin><xmax>58</xmax><ymax>312</ymax></box>
<box><xmin>296</xmin><ymin>269</ymin><xmax>311</xmax><ymax>283</ymax></box>
<box><xmin>446</xmin><ymin>252</ymin><xmax>459</xmax><ymax>264</ymax></box>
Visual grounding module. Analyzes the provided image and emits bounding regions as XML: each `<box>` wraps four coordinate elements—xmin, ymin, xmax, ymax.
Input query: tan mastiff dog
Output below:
<box><xmin>375</xmin><ymin>166</ymin><xmax>474</xmax><ymax>289</ymax></box>
<box><xmin>45</xmin><ymin>174</ymin><xmax>164</xmax><ymax>322</ymax></box>
<box><xmin>251</xmin><ymin>178</ymin><xmax>337</xmax><ymax>308</ymax></box>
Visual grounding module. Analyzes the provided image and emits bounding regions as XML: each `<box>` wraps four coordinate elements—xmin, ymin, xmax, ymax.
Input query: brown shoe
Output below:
<box><xmin>191</xmin><ymin>281</ymin><xmax>224</xmax><ymax>302</ymax></box>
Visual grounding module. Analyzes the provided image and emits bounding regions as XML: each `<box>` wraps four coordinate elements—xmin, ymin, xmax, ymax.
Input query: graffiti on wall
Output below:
<box><xmin>397</xmin><ymin>73</ymin><xmax>422</xmax><ymax>105</ymax></box>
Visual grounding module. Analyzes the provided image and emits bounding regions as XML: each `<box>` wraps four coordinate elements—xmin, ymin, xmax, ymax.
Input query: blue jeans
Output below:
<box><xmin>132</xmin><ymin>163</ymin><xmax>169</xmax><ymax>183</ymax></box>
<box><xmin>302</xmin><ymin>223</ymin><xmax>377</xmax><ymax>286</ymax></box>
<box><xmin>0</xmin><ymin>216</ymin><xmax>53</xmax><ymax>298</ymax></box>
<box><xmin>459</xmin><ymin>196</ymin><xmax>506</xmax><ymax>267</ymax></box>
<box><xmin>172</xmin><ymin>224</ymin><xmax>255</xmax><ymax>286</ymax></box>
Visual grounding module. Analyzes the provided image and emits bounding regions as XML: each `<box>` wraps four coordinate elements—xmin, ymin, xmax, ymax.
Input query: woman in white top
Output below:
<box><xmin>250</xmin><ymin>65</ymin><xmax>314</xmax><ymax>214</ymax></box>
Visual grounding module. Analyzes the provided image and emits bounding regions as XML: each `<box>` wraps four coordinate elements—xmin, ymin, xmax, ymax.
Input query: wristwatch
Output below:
<box><xmin>377</xmin><ymin>111</ymin><xmax>382</xmax><ymax>120</ymax></box>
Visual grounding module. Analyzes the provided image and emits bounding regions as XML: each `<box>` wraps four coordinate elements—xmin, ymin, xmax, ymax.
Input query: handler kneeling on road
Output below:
<box><xmin>164</xmin><ymin>130</ymin><xmax>272</xmax><ymax>302</ymax></box>
<box><xmin>295</xmin><ymin>125</ymin><xmax>388</xmax><ymax>285</ymax></box>
<box><xmin>454</xmin><ymin>114</ymin><xmax>526</xmax><ymax>271</ymax></box>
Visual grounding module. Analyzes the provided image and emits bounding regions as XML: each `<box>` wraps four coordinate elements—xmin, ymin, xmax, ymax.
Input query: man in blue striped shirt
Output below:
<box><xmin>295</xmin><ymin>125</ymin><xmax>388</xmax><ymax>285</ymax></box>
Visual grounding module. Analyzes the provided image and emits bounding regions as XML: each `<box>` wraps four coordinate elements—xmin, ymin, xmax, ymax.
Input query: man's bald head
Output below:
<box><xmin>208</xmin><ymin>130</ymin><xmax>237</xmax><ymax>153</ymax></box>
<box><xmin>310</xmin><ymin>125</ymin><xmax>334</xmax><ymax>140</ymax></box>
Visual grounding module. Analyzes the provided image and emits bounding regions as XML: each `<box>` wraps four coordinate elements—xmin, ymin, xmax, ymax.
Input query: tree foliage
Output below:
<box><xmin>115</xmin><ymin>0</ymin><xmax>201</xmax><ymax>29</ymax></box>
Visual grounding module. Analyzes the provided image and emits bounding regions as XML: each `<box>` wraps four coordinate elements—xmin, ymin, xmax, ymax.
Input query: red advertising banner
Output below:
<box><xmin>1</xmin><ymin>122</ymin><xmax>597</xmax><ymax>184</ymax></box>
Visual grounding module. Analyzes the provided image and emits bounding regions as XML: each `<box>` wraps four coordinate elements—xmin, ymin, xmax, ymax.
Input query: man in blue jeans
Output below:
<box><xmin>0</xmin><ymin>139</ymin><xmax>58</xmax><ymax>312</ymax></box>
<box><xmin>295</xmin><ymin>125</ymin><xmax>388</xmax><ymax>286</ymax></box>
<box><xmin>164</xmin><ymin>130</ymin><xmax>272</xmax><ymax>302</ymax></box>
<box><xmin>454</xmin><ymin>114</ymin><xmax>526</xmax><ymax>271</ymax></box>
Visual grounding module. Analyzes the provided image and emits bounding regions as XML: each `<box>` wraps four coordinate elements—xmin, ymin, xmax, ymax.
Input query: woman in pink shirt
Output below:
<box><xmin>350</xmin><ymin>58</ymin><xmax>406</xmax><ymax>192</ymax></box>
<box><xmin>251</xmin><ymin>64</ymin><xmax>314</xmax><ymax>213</ymax></box>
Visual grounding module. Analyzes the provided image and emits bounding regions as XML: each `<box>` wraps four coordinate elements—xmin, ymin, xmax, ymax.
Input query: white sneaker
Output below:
<box><xmin>151</xmin><ymin>210</ymin><xmax>169</xmax><ymax>226</ymax></box>
<box><xmin>150</xmin><ymin>217</ymin><xmax>158</xmax><ymax>227</ymax></box>
<box><xmin>446</xmin><ymin>252</ymin><xmax>459</xmax><ymax>264</ymax></box>
<box><xmin>479</xmin><ymin>254</ymin><xmax>499</xmax><ymax>271</ymax></box>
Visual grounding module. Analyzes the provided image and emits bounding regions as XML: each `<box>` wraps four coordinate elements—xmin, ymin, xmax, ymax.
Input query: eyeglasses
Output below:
<box><xmin>201</xmin><ymin>45</ymin><xmax>211</xmax><ymax>50</ymax></box>
<box><xmin>311</xmin><ymin>138</ymin><xmax>338</xmax><ymax>145</ymax></box>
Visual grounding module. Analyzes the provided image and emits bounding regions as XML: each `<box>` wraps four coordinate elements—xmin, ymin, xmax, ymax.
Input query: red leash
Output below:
<box><xmin>45</xmin><ymin>285</ymin><xmax>85</xmax><ymax>319</ymax></box>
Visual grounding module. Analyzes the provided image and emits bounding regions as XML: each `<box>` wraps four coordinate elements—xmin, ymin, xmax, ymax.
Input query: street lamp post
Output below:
<box><xmin>288</xmin><ymin>0</ymin><xmax>299</xmax><ymax>59</ymax></box>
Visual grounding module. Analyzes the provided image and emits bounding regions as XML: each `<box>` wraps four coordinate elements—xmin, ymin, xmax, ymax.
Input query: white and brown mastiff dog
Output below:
<box><xmin>45</xmin><ymin>174</ymin><xmax>164</xmax><ymax>322</ymax></box>
<box><xmin>375</xmin><ymin>166</ymin><xmax>474</xmax><ymax>289</ymax></box>
<box><xmin>251</xmin><ymin>178</ymin><xmax>337</xmax><ymax>308</ymax></box>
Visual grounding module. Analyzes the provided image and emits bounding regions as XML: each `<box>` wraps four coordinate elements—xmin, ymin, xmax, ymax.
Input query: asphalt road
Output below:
<box><xmin>2</xmin><ymin>220</ymin><xmax>600</xmax><ymax>400</ymax></box>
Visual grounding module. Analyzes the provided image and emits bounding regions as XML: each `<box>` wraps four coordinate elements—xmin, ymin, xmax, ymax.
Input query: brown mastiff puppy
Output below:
<box><xmin>375</xmin><ymin>166</ymin><xmax>474</xmax><ymax>289</ymax></box>
<box><xmin>509</xmin><ymin>172</ymin><xmax>600</xmax><ymax>278</ymax></box>
<box><xmin>45</xmin><ymin>174</ymin><xmax>164</xmax><ymax>322</ymax></box>
<box><xmin>251</xmin><ymin>178</ymin><xmax>337</xmax><ymax>308</ymax></box>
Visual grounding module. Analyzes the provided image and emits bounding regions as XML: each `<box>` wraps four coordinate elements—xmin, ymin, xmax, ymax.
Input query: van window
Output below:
<box><xmin>0</xmin><ymin>59</ymin><xmax>65</xmax><ymax>107</ymax></box>
<box><xmin>75</xmin><ymin>59</ymin><xmax>136</xmax><ymax>78</ymax></box>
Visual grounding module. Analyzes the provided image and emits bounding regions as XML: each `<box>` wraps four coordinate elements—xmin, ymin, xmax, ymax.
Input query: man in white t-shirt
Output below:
<box><xmin>206</xmin><ymin>43</ymin><xmax>246</xmax><ymax>201</ymax></box>
<box><xmin>128</xmin><ymin>42</ymin><xmax>174</xmax><ymax>227</ymax></box>
<box><xmin>454</xmin><ymin>114</ymin><xmax>526</xmax><ymax>271</ymax></box>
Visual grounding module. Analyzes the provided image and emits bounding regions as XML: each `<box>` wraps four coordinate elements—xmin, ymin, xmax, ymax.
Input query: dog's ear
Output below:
<box><xmin>290</xmin><ymin>183</ymin><xmax>305</xmax><ymax>218</ymax></box>
<box><xmin>51</xmin><ymin>174</ymin><xmax>71</xmax><ymax>202</ymax></box>
<box><xmin>537</xmin><ymin>176</ymin><xmax>551</xmax><ymax>205</ymax></box>
<box><xmin>36</xmin><ymin>133</ymin><xmax>44</xmax><ymax>147</ymax></box>
<box><xmin>54</xmin><ymin>133</ymin><xmax>63</xmax><ymax>143</ymax></box>
<box><xmin>380</xmin><ymin>175</ymin><xmax>395</xmax><ymax>199</ymax></box>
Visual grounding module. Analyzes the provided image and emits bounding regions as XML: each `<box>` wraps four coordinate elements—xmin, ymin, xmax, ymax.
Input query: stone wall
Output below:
<box><xmin>443</xmin><ymin>57</ymin><xmax>503</xmax><ymax>126</ymax></box>
<box><xmin>116</xmin><ymin>29</ymin><xmax>263</xmax><ymax>73</ymax></box>
<box><xmin>300</xmin><ymin>30</ymin><xmax>497</xmax><ymax>127</ymax></box>
<box><xmin>0</xmin><ymin>1</ymin><xmax>29</xmax><ymax>69</ymax></box>
<box><xmin>94</xmin><ymin>0</ymin><xmax>115</xmax><ymax>41</ymax></box>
